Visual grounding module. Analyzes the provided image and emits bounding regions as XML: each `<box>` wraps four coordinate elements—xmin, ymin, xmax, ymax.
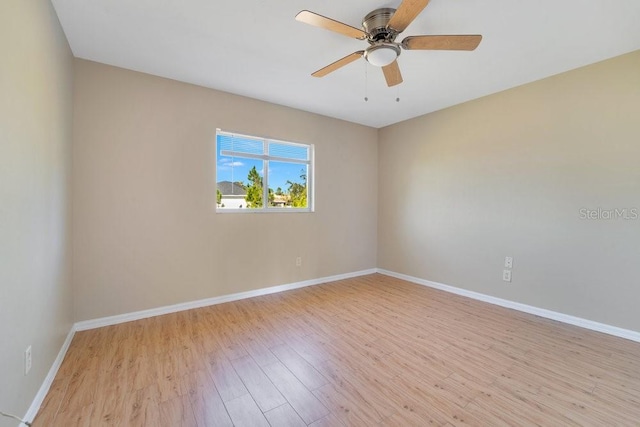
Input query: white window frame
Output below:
<box><xmin>216</xmin><ymin>129</ymin><xmax>314</xmax><ymax>213</ymax></box>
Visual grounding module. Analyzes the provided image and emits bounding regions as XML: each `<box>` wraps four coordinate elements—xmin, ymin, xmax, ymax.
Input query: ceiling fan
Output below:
<box><xmin>295</xmin><ymin>0</ymin><xmax>482</xmax><ymax>87</ymax></box>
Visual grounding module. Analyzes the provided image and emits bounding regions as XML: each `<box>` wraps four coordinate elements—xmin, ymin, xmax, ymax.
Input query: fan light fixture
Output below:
<box><xmin>364</xmin><ymin>43</ymin><xmax>400</xmax><ymax>67</ymax></box>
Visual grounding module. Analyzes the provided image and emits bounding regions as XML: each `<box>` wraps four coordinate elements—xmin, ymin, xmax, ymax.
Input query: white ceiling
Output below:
<box><xmin>51</xmin><ymin>0</ymin><xmax>640</xmax><ymax>128</ymax></box>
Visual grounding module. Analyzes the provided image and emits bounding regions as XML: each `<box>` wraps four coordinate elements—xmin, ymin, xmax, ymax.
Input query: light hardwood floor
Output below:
<box><xmin>34</xmin><ymin>274</ymin><xmax>640</xmax><ymax>426</ymax></box>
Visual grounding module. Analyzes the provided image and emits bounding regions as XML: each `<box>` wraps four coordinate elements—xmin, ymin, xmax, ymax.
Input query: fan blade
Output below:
<box><xmin>382</xmin><ymin>60</ymin><xmax>403</xmax><ymax>87</ymax></box>
<box><xmin>312</xmin><ymin>51</ymin><xmax>364</xmax><ymax>78</ymax></box>
<box><xmin>387</xmin><ymin>0</ymin><xmax>430</xmax><ymax>33</ymax></box>
<box><xmin>402</xmin><ymin>35</ymin><xmax>482</xmax><ymax>51</ymax></box>
<box><xmin>296</xmin><ymin>10</ymin><xmax>366</xmax><ymax>40</ymax></box>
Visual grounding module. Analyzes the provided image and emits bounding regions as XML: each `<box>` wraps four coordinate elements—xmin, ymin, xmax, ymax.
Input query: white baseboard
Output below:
<box><xmin>75</xmin><ymin>268</ymin><xmax>377</xmax><ymax>331</ymax></box>
<box><xmin>23</xmin><ymin>326</ymin><xmax>76</xmax><ymax>425</ymax></box>
<box><xmin>377</xmin><ymin>268</ymin><xmax>640</xmax><ymax>343</ymax></box>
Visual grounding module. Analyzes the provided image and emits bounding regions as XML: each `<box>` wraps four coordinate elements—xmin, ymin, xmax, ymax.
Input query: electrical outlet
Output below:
<box><xmin>503</xmin><ymin>270</ymin><xmax>512</xmax><ymax>282</ymax></box>
<box><xmin>505</xmin><ymin>256</ymin><xmax>513</xmax><ymax>269</ymax></box>
<box><xmin>25</xmin><ymin>345</ymin><xmax>32</xmax><ymax>375</ymax></box>
<box><xmin>296</xmin><ymin>257</ymin><xmax>302</xmax><ymax>267</ymax></box>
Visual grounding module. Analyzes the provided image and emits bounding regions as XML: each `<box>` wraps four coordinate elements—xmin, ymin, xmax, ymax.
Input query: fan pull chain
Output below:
<box><xmin>364</xmin><ymin>62</ymin><xmax>369</xmax><ymax>102</ymax></box>
<box><xmin>396</xmin><ymin>84</ymin><xmax>400</xmax><ymax>102</ymax></box>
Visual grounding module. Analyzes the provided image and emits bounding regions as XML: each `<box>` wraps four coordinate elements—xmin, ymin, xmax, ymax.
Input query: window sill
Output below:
<box><xmin>216</xmin><ymin>208</ymin><xmax>314</xmax><ymax>214</ymax></box>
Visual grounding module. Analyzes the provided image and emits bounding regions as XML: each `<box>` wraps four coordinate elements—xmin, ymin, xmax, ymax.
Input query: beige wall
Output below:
<box><xmin>0</xmin><ymin>0</ymin><xmax>74</xmax><ymax>422</ymax></box>
<box><xmin>72</xmin><ymin>60</ymin><xmax>378</xmax><ymax>321</ymax></box>
<box><xmin>379</xmin><ymin>51</ymin><xmax>640</xmax><ymax>331</ymax></box>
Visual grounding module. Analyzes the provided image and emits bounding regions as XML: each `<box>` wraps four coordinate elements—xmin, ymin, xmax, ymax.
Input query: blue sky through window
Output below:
<box><xmin>216</xmin><ymin>135</ymin><xmax>307</xmax><ymax>191</ymax></box>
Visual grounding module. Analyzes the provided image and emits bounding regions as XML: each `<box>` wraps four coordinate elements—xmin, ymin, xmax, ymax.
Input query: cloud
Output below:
<box><xmin>219</xmin><ymin>158</ymin><xmax>244</xmax><ymax>167</ymax></box>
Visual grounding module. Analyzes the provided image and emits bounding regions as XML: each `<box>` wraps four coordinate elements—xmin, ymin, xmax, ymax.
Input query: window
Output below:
<box><xmin>216</xmin><ymin>129</ymin><xmax>313</xmax><ymax>212</ymax></box>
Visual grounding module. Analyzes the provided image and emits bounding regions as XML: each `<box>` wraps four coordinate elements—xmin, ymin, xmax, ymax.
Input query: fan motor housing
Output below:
<box><xmin>362</xmin><ymin>8</ymin><xmax>398</xmax><ymax>43</ymax></box>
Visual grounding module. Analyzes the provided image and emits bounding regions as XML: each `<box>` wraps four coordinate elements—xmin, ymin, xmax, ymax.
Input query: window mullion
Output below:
<box><xmin>264</xmin><ymin>155</ymin><xmax>310</xmax><ymax>164</ymax></box>
<box><xmin>220</xmin><ymin>150</ymin><xmax>268</xmax><ymax>161</ymax></box>
<box><xmin>262</xmin><ymin>140</ymin><xmax>268</xmax><ymax>210</ymax></box>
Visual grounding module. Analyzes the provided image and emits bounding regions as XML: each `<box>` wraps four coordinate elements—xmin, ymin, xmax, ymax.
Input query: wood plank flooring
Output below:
<box><xmin>33</xmin><ymin>274</ymin><xmax>640</xmax><ymax>426</ymax></box>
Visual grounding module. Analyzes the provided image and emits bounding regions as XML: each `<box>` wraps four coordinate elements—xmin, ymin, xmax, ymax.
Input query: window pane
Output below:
<box><xmin>217</xmin><ymin>153</ymin><xmax>263</xmax><ymax>209</ymax></box>
<box><xmin>269</xmin><ymin>142</ymin><xmax>308</xmax><ymax>161</ymax></box>
<box><xmin>268</xmin><ymin>162</ymin><xmax>308</xmax><ymax>209</ymax></box>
